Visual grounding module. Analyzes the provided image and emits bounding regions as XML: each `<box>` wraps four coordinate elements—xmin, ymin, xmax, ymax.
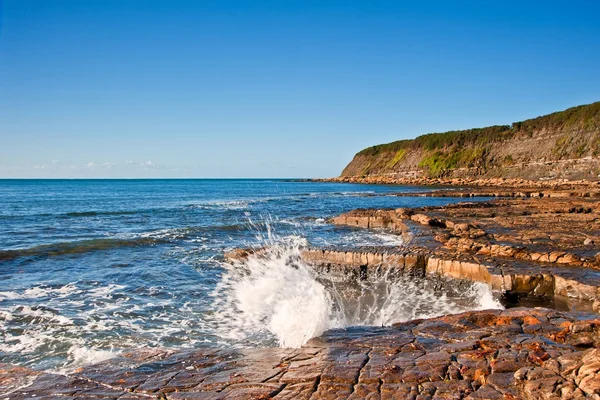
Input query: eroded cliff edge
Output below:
<box><xmin>340</xmin><ymin>102</ymin><xmax>600</xmax><ymax>181</ymax></box>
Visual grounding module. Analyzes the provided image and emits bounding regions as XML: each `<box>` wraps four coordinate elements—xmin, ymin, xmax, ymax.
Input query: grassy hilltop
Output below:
<box><xmin>342</xmin><ymin>102</ymin><xmax>600</xmax><ymax>181</ymax></box>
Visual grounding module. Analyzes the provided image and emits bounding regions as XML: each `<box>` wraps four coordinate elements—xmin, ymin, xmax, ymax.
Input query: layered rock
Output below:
<box><xmin>329</xmin><ymin>209</ymin><xmax>409</xmax><ymax>233</ymax></box>
<box><xmin>315</xmin><ymin>176</ymin><xmax>600</xmax><ymax>189</ymax></box>
<box><xmin>301</xmin><ymin>248</ymin><xmax>600</xmax><ymax>311</ymax></box>
<box><xmin>339</xmin><ymin>101</ymin><xmax>600</xmax><ymax>182</ymax></box>
<box><xmin>325</xmin><ymin>194</ymin><xmax>600</xmax><ymax>312</ymax></box>
<box><xmin>3</xmin><ymin>308</ymin><xmax>599</xmax><ymax>399</ymax></box>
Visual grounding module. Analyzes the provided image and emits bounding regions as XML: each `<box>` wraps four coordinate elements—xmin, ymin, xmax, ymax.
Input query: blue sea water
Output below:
<box><xmin>0</xmin><ymin>179</ymin><xmax>494</xmax><ymax>371</ymax></box>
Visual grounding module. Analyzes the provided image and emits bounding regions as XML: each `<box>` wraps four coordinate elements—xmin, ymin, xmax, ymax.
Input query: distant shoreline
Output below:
<box><xmin>302</xmin><ymin>175</ymin><xmax>600</xmax><ymax>189</ymax></box>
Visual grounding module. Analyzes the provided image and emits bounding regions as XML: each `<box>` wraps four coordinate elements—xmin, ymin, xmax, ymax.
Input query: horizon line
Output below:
<box><xmin>0</xmin><ymin>177</ymin><xmax>320</xmax><ymax>180</ymax></box>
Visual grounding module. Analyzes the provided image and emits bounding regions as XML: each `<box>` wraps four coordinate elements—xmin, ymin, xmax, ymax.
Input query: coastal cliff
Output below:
<box><xmin>341</xmin><ymin>102</ymin><xmax>600</xmax><ymax>181</ymax></box>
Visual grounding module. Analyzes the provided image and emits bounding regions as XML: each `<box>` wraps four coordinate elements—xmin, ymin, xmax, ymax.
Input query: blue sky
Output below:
<box><xmin>1</xmin><ymin>0</ymin><xmax>599</xmax><ymax>178</ymax></box>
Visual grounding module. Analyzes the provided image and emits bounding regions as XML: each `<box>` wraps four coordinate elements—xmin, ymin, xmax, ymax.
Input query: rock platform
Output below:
<box><xmin>2</xmin><ymin>308</ymin><xmax>600</xmax><ymax>399</ymax></box>
<box><xmin>325</xmin><ymin>192</ymin><xmax>600</xmax><ymax>312</ymax></box>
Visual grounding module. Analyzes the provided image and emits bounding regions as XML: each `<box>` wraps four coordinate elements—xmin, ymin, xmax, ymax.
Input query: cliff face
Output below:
<box><xmin>341</xmin><ymin>102</ymin><xmax>600</xmax><ymax>181</ymax></box>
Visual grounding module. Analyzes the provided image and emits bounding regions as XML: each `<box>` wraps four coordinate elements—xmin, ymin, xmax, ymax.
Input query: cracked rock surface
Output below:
<box><xmin>328</xmin><ymin>194</ymin><xmax>600</xmax><ymax>313</ymax></box>
<box><xmin>2</xmin><ymin>308</ymin><xmax>599</xmax><ymax>399</ymax></box>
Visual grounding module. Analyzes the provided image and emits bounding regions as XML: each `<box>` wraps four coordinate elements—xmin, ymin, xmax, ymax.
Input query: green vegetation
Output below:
<box><xmin>417</xmin><ymin>147</ymin><xmax>489</xmax><ymax>177</ymax></box>
<box><xmin>594</xmin><ymin>133</ymin><xmax>600</xmax><ymax>157</ymax></box>
<box><xmin>351</xmin><ymin>101</ymin><xmax>600</xmax><ymax>177</ymax></box>
<box><xmin>512</xmin><ymin>101</ymin><xmax>600</xmax><ymax>133</ymax></box>
<box><xmin>358</xmin><ymin>101</ymin><xmax>600</xmax><ymax>158</ymax></box>
<box><xmin>418</xmin><ymin>152</ymin><xmax>460</xmax><ymax>177</ymax></box>
<box><xmin>357</xmin><ymin>125</ymin><xmax>510</xmax><ymax>157</ymax></box>
<box><xmin>361</xmin><ymin>160</ymin><xmax>372</xmax><ymax>176</ymax></box>
<box><xmin>387</xmin><ymin>149</ymin><xmax>406</xmax><ymax>168</ymax></box>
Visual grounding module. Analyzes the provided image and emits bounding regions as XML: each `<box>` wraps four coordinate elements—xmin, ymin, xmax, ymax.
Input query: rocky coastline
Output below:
<box><xmin>310</xmin><ymin>176</ymin><xmax>600</xmax><ymax>190</ymax></box>
<box><xmin>2</xmin><ymin>308</ymin><xmax>599</xmax><ymax>399</ymax></box>
<box><xmin>2</xmin><ymin>185</ymin><xmax>600</xmax><ymax>399</ymax></box>
<box><xmin>336</xmin><ymin>102</ymin><xmax>600</xmax><ymax>182</ymax></box>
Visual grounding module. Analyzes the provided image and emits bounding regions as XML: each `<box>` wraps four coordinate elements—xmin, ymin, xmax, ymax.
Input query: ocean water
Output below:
<box><xmin>0</xmin><ymin>179</ymin><xmax>500</xmax><ymax>372</ymax></box>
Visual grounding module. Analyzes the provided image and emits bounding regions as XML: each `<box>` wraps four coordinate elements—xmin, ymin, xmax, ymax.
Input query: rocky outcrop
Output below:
<box><xmin>329</xmin><ymin>209</ymin><xmax>410</xmax><ymax>233</ymax></box>
<box><xmin>339</xmin><ymin>102</ymin><xmax>600</xmax><ymax>181</ymax></box>
<box><xmin>317</xmin><ymin>179</ymin><xmax>600</xmax><ymax>194</ymax></box>
<box><xmin>3</xmin><ymin>308</ymin><xmax>599</xmax><ymax>399</ymax></box>
<box><xmin>323</xmin><ymin>193</ymin><xmax>600</xmax><ymax>312</ymax></box>
<box><xmin>301</xmin><ymin>248</ymin><xmax>600</xmax><ymax>311</ymax></box>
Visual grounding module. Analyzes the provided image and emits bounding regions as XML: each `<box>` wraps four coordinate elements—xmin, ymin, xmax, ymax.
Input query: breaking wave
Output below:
<box><xmin>209</xmin><ymin>234</ymin><xmax>503</xmax><ymax>348</ymax></box>
<box><xmin>0</xmin><ymin>225</ymin><xmax>249</xmax><ymax>261</ymax></box>
<box><xmin>0</xmin><ymin>237</ymin><xmax>166</xmax><ymax>261</ymax></box>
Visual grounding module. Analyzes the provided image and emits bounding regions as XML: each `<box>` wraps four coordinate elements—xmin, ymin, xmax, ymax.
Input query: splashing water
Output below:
<box><xmin>0</xmin><ymin>180</ymin><xmax>500</xmax><ymax>372</ymax></box>
<box><xmin>210</xmin><ymin>231</ymin><xmax>503</xmax><ymax>348</ymax></box>
<box><xmin>212</xmin><ymin>239</ymin><xmax>333</xmax><ymax>347</ymax></box>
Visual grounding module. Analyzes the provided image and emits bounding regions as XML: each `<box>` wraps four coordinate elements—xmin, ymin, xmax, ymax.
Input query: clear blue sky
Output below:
<box><xmin>1</xmin><ymin>0</ymin><xmax>599</xmax><ymax>178</ymax></box>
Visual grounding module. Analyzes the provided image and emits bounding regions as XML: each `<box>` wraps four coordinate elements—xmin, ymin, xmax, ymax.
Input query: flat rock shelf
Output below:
<box><xmin>1</xmin><ymin>308</ymin><xmax>599</xmax><ymax>399</ymax></box>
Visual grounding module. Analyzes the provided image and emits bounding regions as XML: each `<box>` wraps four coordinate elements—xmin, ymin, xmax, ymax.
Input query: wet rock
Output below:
<box><xmin>4</xmin><ymin>308</ymin><xmax>600</xmax><ymax>399</ymax></box>
<box><xmin>330</xmin><ymin>209</ymin><xmax>408</xmax><ymax>233</ymax></box>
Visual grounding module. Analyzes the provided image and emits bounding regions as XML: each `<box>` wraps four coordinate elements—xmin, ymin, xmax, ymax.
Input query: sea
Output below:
<box><xmin>0</xmin><ymin>179</ymin><xmax>501</xmax><ymax>372</ymax></box>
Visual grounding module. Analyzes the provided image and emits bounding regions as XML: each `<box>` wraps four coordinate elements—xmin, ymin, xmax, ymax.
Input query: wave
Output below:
<box><xmin>0</xmin><ymin>283</ymin><xmax>126</xmax><ymax>373</ymax></box>
<box><xmin>0</xmin><ymin>237</ymin><xmax>167</xmax><ymax>262</ymax></box>
<box><xmin>0</xmin><ymin>280</ymin><xmax>216</xmax><ymax>373</ymax></box>
<box><xmin>183</xmin><ymin>191</ymin><xmax>378</xmax><ymax>210</ymax></box>
<box><xmin>0</xmin><ymin>223</ymin><xmax>253</xmax><ymax>262</ymax></box>
<box><xmin>0</xmin><ymin>210</ymin><xmax>150</xmax><ymax>220</ymax></box>
<box><xmin>184</xmin><ymin>200</ymin><xmax>254</xmax><ymax>210</ymax></box>
<box><xmin>63</xmin><ymin>210</ymin><xmax>141</xmax><ymax>218</ymax></box>
<box><xmin>2</xmin><ymin>191</ymin><xmax>379</xmax><ymax>221</ymax></box>
<box><xmin>0</xmin><ymin>284</ymin><xmax>80</xmax><ymax>301</ymax></box>
<box><xmin>209</xmin><ymin>235</ymin><xmax>503</xmax><ymax>348</ymax></box>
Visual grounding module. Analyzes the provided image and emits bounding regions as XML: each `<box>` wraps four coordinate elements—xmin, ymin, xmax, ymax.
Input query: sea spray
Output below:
<box><xmin>210</xmin><ymin>234</ymin><xmax>338</xmax><ymax>347</ymax></box>
<box><xmin>209</xmin><ymin>228</ymin><xmax>503</xmax><ymax>348</ymax></box>
<box><xmin>0</xmin><ymin>179</ymin><xmax>498</xmax><ymax>372</ymax></box>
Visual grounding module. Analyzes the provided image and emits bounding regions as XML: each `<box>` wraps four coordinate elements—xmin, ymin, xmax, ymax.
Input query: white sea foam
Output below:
<box><xmin>65</xmin><ymin>346</ymin><xmax>118</xmax><ymax>371</ymax></box>
<box><xmin>182</xmin><ymin>191</ymin><xmax>376</xmax><ymax>211</ymax></box>
<box><xmin>210</xmin><ymin>236</ymin><xmax>503</xmax><ymax>348</ymax></box>
<box><xmin>0</xmin><ymin>282</ymin><xmax>157</xmax><ymax>372</ymax></box>
<box><xmin>0</xmin><ymin>284</ymin><xmax>80</xmax><ymax>301</ymax></box>
<box><xmin>0</xmin><ymin>219</ymin><xmax>502</xmax><ymax>372</ymax></box>
<box><xmin>310</xmin><ymin>229</ymin><xmax>408</xmax><ymax>248</ymax></box>
<box><xmin>87</xmin><ymin>284</ymin><xmax>125</xmax><ymax>297</ymax></box>
<box><xmin>211</xmin><ymin>238</ymin><xmax>336</xmax><ymax>347</ymax></box>
<box><xmin>203</xmin><ymin>200</ymin><xmax>252</xmax><ymax>210</ymax></box>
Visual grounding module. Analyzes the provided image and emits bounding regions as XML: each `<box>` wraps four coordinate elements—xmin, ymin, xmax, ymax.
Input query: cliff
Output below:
<box><xmin>341</xmin><ymin>102</ymin><xmax>600</xmax><ymax>181</ymax></box>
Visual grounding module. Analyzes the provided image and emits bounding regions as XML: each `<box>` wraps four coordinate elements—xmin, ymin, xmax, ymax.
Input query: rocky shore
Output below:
<box><xmin>311</xmin><ymin>176</ymin><xmax>600</xmax><ymax>190</ymax></box>
<box><xmin>3</xmin><ymin>186</ymin><xmax>600</xmax><ymax>399</ymax></box>
<box><xmin>326</xmin><ymin>188</ymin><xmax>600</xmax><ymax>310</ymax></box>
<box><xmin>336</xmin><ymin>102</ymin><xmax>600</xmax><ymax>182</ymax></box>
<box><xmin>2</xmin><ymin>308</ymin><xmax>599</xmax><ymax>399</ymax></box>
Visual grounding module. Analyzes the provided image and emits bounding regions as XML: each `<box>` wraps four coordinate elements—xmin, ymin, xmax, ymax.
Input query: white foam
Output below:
<box><xmin>370</xmin><ymin>231</ymin><xmax>407</xmax><ymax>246</ymax></box>
<box><xmin>87</xmin><ymin>284</ymin><xmax>125</xmax><ymax>297</ymax></box>
<box><xmin>17</xmin><ymin>305</ymin><xmax>73</xmax><ymax>325</ymax></box>
<box><xmin>470</xmin><ymin>282</ymin><xmax>504</xmax><ymax>310</ymax></box>
<box><xmin>213</xmin><ymin>243</ymin><xmax>335</xmax><ymax>347</ymax></box>
<box><xmin>63</xmin><ymin>346</ymin><xmax>118</xmax><ymax>372</ymax></box>
<box><xmin>210</xmin><ymin>236</ymin><xmax>503</xmax><ymax>348</ymax></box>
<box><xmin>0</xmin><ymin>282</ymin><xmax>138</xmax><ymax>372</ymax></box>
<box><xmin>311</xmin><ymin>229</ymin><xmax>407</xmax><ymax>248</ymax></box>
<box><xmin>0</xmin><ymin>284</ymin><xmax>79</xmax><ymax>301</ymax></box>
